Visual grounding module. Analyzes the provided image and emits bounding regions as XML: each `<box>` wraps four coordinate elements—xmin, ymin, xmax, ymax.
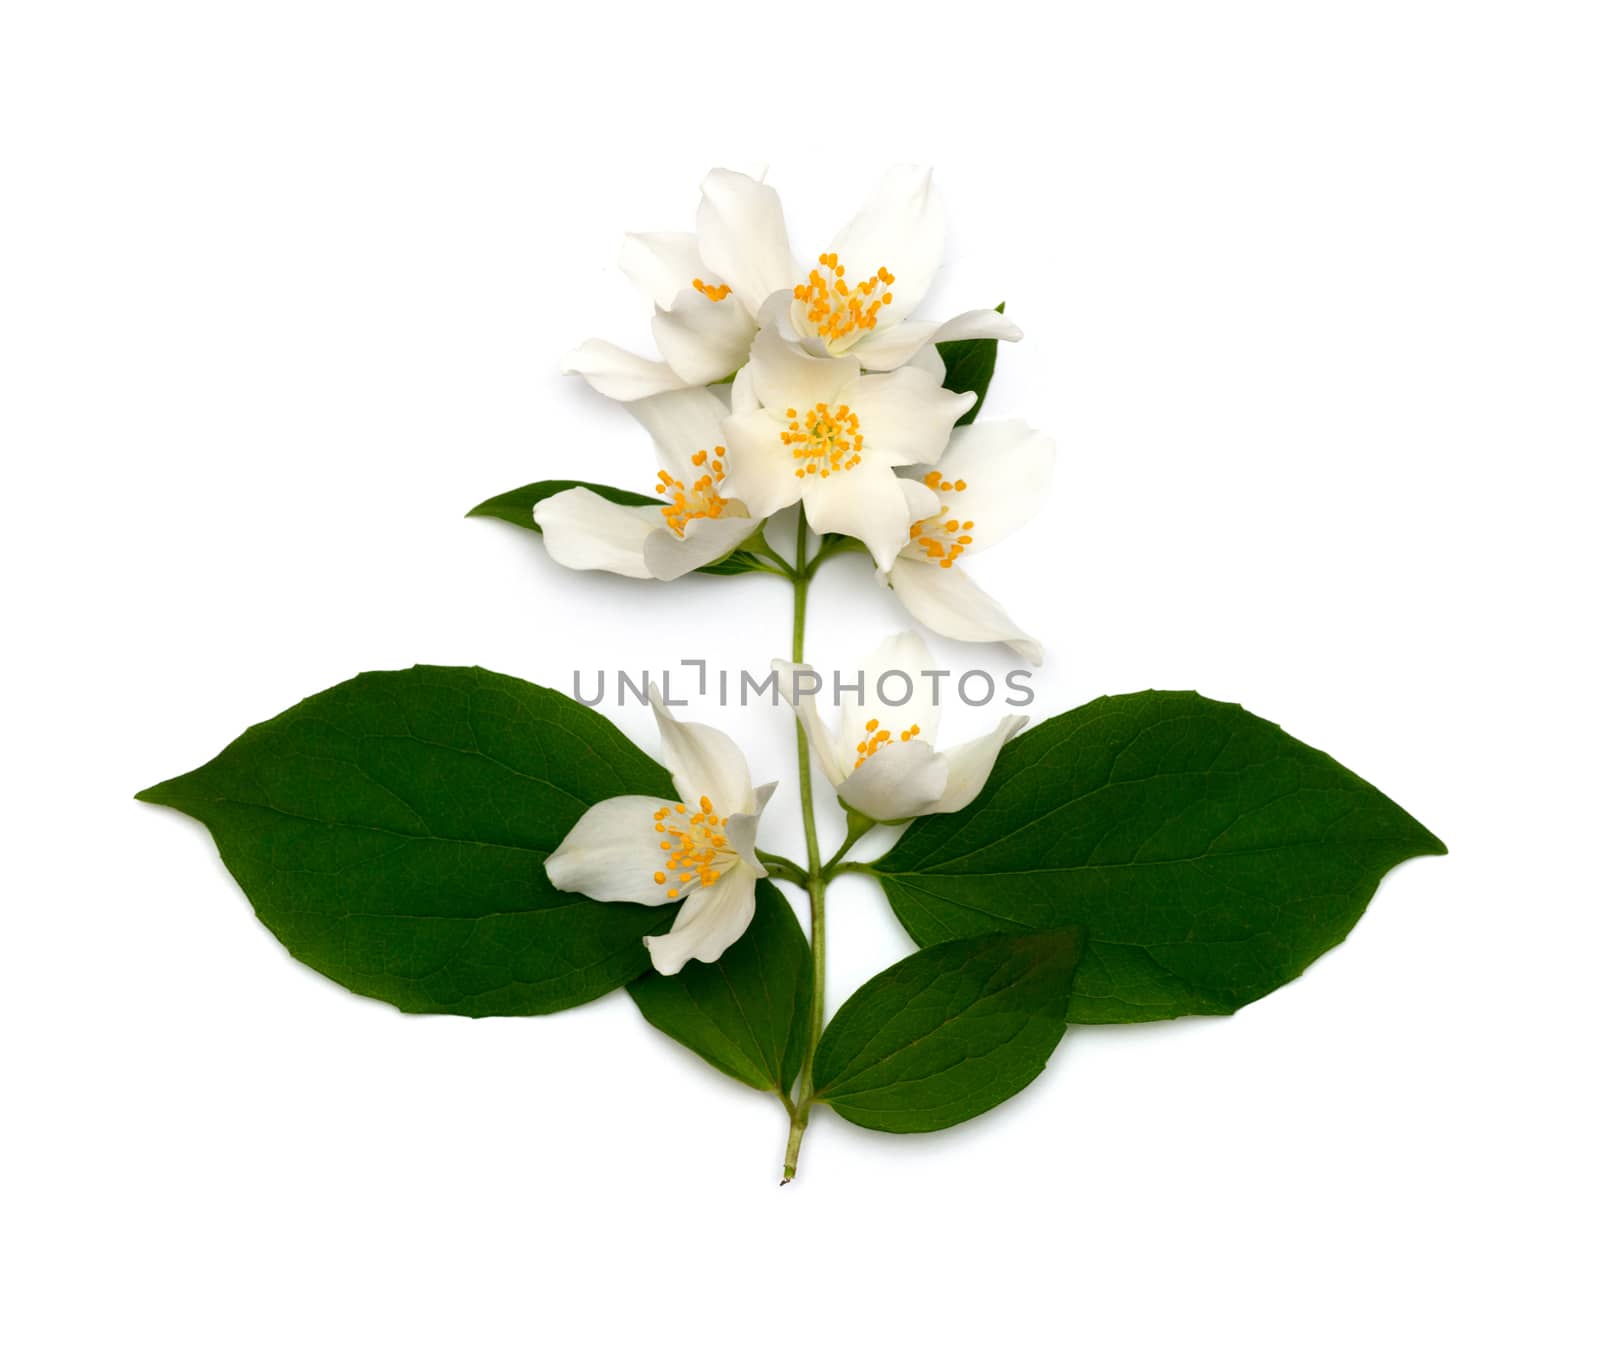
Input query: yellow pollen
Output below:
<box><xmin>692</xmin><ymin>277</ymin><xmax>732</xmax><ymax>302</ymax></box>
<box><xmin>657</xmin><ymin>448</ymin><xmax>729</xmax><ymax>537</ymax></box>
<box><xmin>781</xmin><ymin>402</ymin><xmax>864</xmax><ymax>479</ymax></box>
<box><xmin>911</xmin><ymin>474</ymin><xmax>978</xmax><ymax>569</ymax></box>
<box><xmin>793</xmin><ymin>253</ymin><xmax>896</xmax><ymax>343</ymax></box>
<box><xmin>852</xmin><ymin>719</ymin><xmax>920</xmax><ymax>769</ymax></box>
<box><xmin>652</xmin><ymin>793</ymin><xmax>736</xmax><ymax>896</ymax></box>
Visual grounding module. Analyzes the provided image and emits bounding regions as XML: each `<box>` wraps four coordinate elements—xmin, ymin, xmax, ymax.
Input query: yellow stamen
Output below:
<box><xmin>651</xmin><ymin>793</ymin><xmax>737</xmax><ymax>895</ymax></box>
<box><xmin>912</xmin><ymin>474</ymin><xmax>978</xmax><ymax>568</ymax></box>
<box><xmin>692</xmin><ymin>277</ymin><xmax>732</xmax><ymax>302</ymax></box>
<box><xmin>792</xmin><ymin>253</ymin><xmax>896</xmax><ymax>343</ymax></box>
<box><xmin>781</xmin><ymin>402</ymin><xmax>864</xmax><ymax>480</ymax></box>
<box><xmin>852</xmin><ymin>719</ymin><xmax>922</xmax><ymax>770</ymax></box>
<box><xmin>659</xmin><ymin>446</ymin><xmax>730</xmax><ymax>537</ymax></box>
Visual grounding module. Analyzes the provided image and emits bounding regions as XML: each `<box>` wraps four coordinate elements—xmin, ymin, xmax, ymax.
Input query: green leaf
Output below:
<box><xmin>686</xmin><ymin>548</ymin><xmax>775</xmax><ymax>576</ymax></box>
<box><xmin>627</xmin><ymin>880</ymin><xmax>811</xmax><ymax>1094</ymax></box>
<box><xmin>876</xmin><ymin>692</ymin><xmax>1446</xmax><ymax>1025</ymax></box>
<box><xmin>812</xmin><ymin>928</ymin><xmax>1084</xmax><ymax>1133</ymax></box>
<box><xmin>467</xmin><ymin>480</ymin><xmax>769</xmax><ymax>575</ymax></box>
<box><xmin>937</xmin><ymin>301</ymin><xmax>1005</xmax><ymax>427</ymax></box>
<box><xmin>137</xmin><ymin>665</ymin><xmax>677</xmax><ymax>1017</ymax></box>
<box><xmin>467</xmin><ymin>478</ymin><xmax>658</xmax><ymax>533</ymax></box>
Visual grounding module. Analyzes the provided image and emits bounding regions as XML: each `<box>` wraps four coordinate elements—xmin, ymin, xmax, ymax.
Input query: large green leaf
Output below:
<box><xmin>876</xmin><ymin>692</ymin><xmax>1445</xmax><ymax>1025</ymax></box>
<box><xmin>812</xmin><ymin>928</ymin><xmax>1084</xmax><ymax>1133</ymax></box>
<box><xmin>937</xmin><ymin>301</ymin><xmax>1005</xmax><ymax>427</ymax></box>
<box><xmin>467</xmin><ymin>479</ymin><xmax>769</xmax><ymax>576</ymax></box>
<box><xmin>627</xmin><ymin>880</ymin><xmax>811</xmax><ymax>1094</ymax></box>
<box><xmin>137</xmin><ymin>665</ymin><xmax>676</xmax><ymax>1016</ymax></box>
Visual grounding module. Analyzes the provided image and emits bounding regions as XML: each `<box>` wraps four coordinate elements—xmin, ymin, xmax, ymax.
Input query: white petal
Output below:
<box><xmin>836</xmin><ymin>740</ymin><xmax>949</xmax><ymax>823</ymax></box>
<box><xmin>887</xmin><ymin>556</ymin><xmax>1043</xmax><ymax>665</ymax></box>
<box><xmin>845</xmin><ymin>366</ymin><xmax>974</xmax><ymax>468</ymax></box>
<box><xmin>927</xmin><ymin>715</ymin><xmax>1028</xmax><ymax>815</ymax></box>
<box><xmin>642</xmin><ymin>513</ymin><xmax>756</xmax><ymax>581</ymax></box>
<box><xmin>772</xmin><ymin>658</ymin><xmax>847</xmax><ymax>786</ymax></box>
<box><xmin>644</xmin><ymin>860</ymin><xmax>760</xmax><ymax>975</ymax></box>
<box><xmin>545</xmin><ymin>795</ymin><xmax>677</xmax><ymax>905</ymax></box>
<box><xmin>722</xmin><ymin>410</ymin><xmax>804</xmax><ymax>519</ymax></box>
<box><xmin>799</xmin><ymin>457</ymin><xmax>918</xmax><ymax>574</ymax></box>
<box><xmin>730</xmin><ymin>362</ymin><xmax>758</xmax><ymax>414</ymax></box>
<box><xmin>839</xmin><ymin>630</ymin><xmax>942</xmax><ymax>757</ymax></box>
<box><xmin>897</xmin><ymin>474</ymin><xmax>942</xmax><ymax>523</ymax></box>
<box><xmin>649</xmin><ymin>687</ymin><xmax>755</xmax><ymax>815</ymax></box>
<box><xmin>849</xmin><ymin>307</ymin><xmax>1023</xmax><ymax>372</ymax></box>
<box><xmin>625</xmin><ymin>386</ymin><xmax>731</xmax><ymax>483</ymax></box>
<box><xmin>903</xmin><ymin>343</ymin><xmax>946</xmax><ymax>384</ymax></box>
<box><xmin>534</xmin><ymin>489</ymin><xmax>658</xmax><ymax>579</ymax></box>
<box><xmin>562</xmin><ymin>339</ymin><xmax>686</xmax><ymax>401</ymax></box>
<box><xmin>619</xmin><ymin>231</ymin><xmax>705</xmax><ymax>311</ymax></box>
<box><xmin>725</xmin><ymin>782</ymin><xmax>776</xmax><ymax>870</ymax></box>
<box><xmin>915</xmin><ymin>421</ymin><xmax>1055</xmax><ymax>553</ymax></box>
<box><xmin>748</xmin><ymin>318</ymin><xmax>857</xmax><ymax>416</ymax></box>
<box><xmin>827</xmin><ymin>164</ymin><xmax>944</xmax><ymax>328</ymax></box>
<box><xmin>652</xmin><ymin>288</ymin><xmax>757</xmax><ymax>386</ymax></box>
<box><xmin>696</xmin><ymin>169</ymin><xmax>799</xmax><ymax>317</ymax></box>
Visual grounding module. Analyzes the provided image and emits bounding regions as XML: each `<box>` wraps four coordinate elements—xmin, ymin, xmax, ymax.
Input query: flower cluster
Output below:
<box><xmin>539</xmin><ymin>166</ymin><xmax>1053</xmax><ymax>661</ymax></box>
<box><xmin>539</xmin><ymin>166</ymin><xmax>1057</xmax><ymax>974</ymax></box>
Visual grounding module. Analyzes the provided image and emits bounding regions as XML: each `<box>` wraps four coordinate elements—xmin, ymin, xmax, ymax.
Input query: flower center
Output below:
<box><xmin>854</xmin><ymin>717</ymin><xmax>922</xmax><ymax>769</ymax></box>
<box><xmin>780</xmin><ymin>403</ymin><xmax>863</xmax><ymax>480</ymax></box>
<box><xmin>692</xmin><ymin>277</ymin><xmax>731</xmax><ymax>302</ymax></box>
<box><xmin>909</xmin><ymin>472</ymin><xmax>974</xmax><ymax>568</ymax></box>
<box><xmin>651</xmin><ymin>796</ymin><xmax>734</xmax><ymax>898</ymax></box>
<box><xmin>792</xmin><ymin>253</ymin><xmax>895</xmax><ymax>343</ymax></box>
<box><xmin>655</xmin><ymin>448</ymin><xmax>729</xmax><ymax>536</ymax></box>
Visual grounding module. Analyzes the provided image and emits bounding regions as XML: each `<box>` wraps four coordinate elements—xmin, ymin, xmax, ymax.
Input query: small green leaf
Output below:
<box><xmin>467</xmin><ymin>479</ymin><xmax>658</xmax><ymax>533</ymax></box>
<box><xmin>627</xmin><ymin>881</ymin><xmax>811</xmax><ymax>1093</ymax></box>
<box><xmin>937</xmin><ymin>301</ymin><xmax>1005</xmax><ymax>427</ymax></box>
<box><xmin>687</xmin><ymin>549</ymin><xmax>775</xmax><ymax>577</ymax></box>
<box><xmin>812</xmin><ymin>928</ymin><xmax>1084</xmax><ymax>1133</ymax></box>
<box><xmin>137</xmin><ymin>665</ymin><xmax>676</xmax><ymax>1016</ymax></box>
<box><xmin>468</xmin><ymin>479</ymin><xmax>770</xmax><ymax>575</ymax></box>
<box><xmin>876</xmin><ymin>691</ymin><xmax>1446</xmax><ymax>1025</ymax></box>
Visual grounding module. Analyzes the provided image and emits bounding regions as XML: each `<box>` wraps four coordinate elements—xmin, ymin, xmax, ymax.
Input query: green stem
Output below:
<box><xmin>825</xmin><ymin>860</ymin><xmax>880</xmax><ymax>882</ymax></box>
<box><xmin>755</xmin><ymin>850</ymin><xmax>808</xmax><ymax>885</ymax></box>
<box><xmin>806</xmin><ymin>535</ymin><xmax>865</xmax><ymax>570</ymax></box>
<box><xmin>782</xmin><ymin>516</ymin><xmax>827</xmax><ymax>1184</ymax></box>
<box><xmin>741</xmin><ymin>558</ymin><xmax>794</xmax><ymax>577</ymax></box>
<box><xmin>820</xmin><ymin>809</ymin><xmax>875</xmax><ymax>876</ymax></box>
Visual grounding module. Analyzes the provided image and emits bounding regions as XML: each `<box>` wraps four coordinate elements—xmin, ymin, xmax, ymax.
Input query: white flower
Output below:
<box><xmin>769</xmin><ymin>164</ymin><xmax>1020</xmax><ymax>371</ymax></box>
<box><xmin>545</xmin><ymin>688</ymin><xmax>776</xmax><ymax>976</ymax></box>
<box><xmin>722</xmin><ymin>324</ymin><xmax>972</xmax><ymax>571</ymax></box>
<box><xmin>561</xmin><ymin>169</ymin><xmax>791</xmax><ymax>401</ymax></box>
<box><xmin>885</xmin><ymin>421</ymin><xmax>1056</xmax><ymax>665</ymax></box>
<box><xmin>533</xmin><ymin>387</ymin><xmax>759</xmax><ymax>580</ymax></box>
<box><xmin>775</xmin><ymin>632</ymin><xmax>1026</xmax><ymax>824</ymax></box>
<box><xmin>562</xmin><ymin>166</ymin><xmax>1020</xmax><ymax>400</ymax></box>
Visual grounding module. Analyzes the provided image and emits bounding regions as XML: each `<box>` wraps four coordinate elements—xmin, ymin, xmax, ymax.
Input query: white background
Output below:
<box><xmin>4</xmin><ymin>2</ymin><xmax>1596</xmax><ymax>1362</ymax></box>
